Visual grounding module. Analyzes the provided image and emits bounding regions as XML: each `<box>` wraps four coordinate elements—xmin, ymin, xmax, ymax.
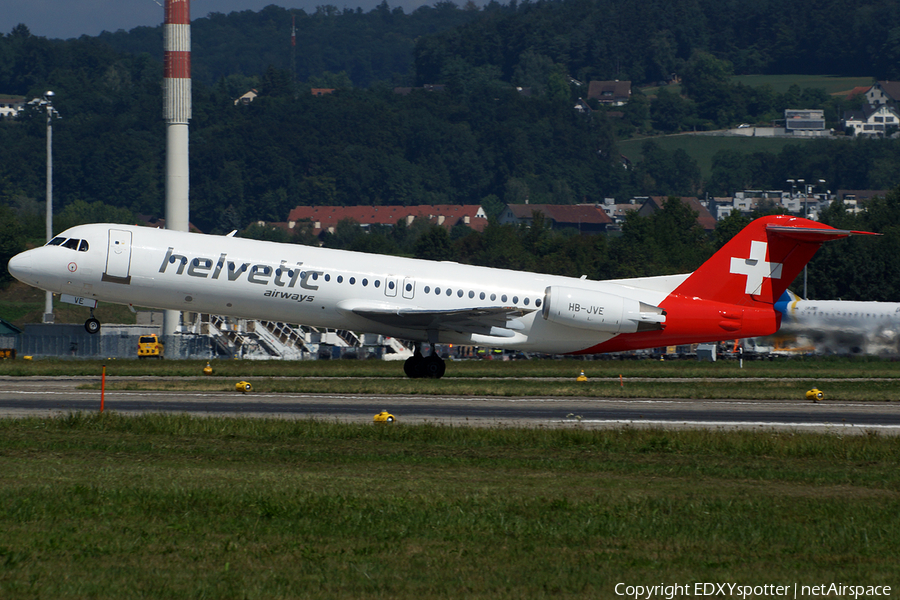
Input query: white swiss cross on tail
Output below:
<box><xmin>730</xmin><ymin>240</ymin><xmax>783</xmax><ymax>295</ymax></box>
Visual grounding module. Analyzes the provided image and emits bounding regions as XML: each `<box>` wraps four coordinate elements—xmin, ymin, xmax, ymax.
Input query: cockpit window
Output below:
<box><xmin>47</xmin><ymin>237</ymin><xmax>89</xmax><ymax>251</ymax></box>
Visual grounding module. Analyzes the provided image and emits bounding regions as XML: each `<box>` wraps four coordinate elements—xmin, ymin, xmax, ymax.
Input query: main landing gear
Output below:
<box><xmin>84</xmin><ymin>308</ymin><xmax>101</xmax><ymax>335</ymax></box>
<box><xmin>403</xmin><ymin>344</ymin><xmax>446</xmax><ymax>379</ymax></box>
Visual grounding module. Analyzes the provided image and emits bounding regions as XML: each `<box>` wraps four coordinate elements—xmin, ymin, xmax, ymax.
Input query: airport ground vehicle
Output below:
<box><xmin>137</xmin><ymin>334</ymin><xmax>164</xmax><ymax>359</ymax></box>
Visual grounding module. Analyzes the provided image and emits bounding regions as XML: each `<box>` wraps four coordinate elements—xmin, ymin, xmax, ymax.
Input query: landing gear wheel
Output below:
<box><xmin>404</xmin><ymin>347</ymin><xmax>426</xmax><ymax>379</ymax></box>
<box><xmin>423</xmin><ymin>354</ymin><xmax>446</xmax><ymax>379</ymax></box>
<box><xmin>402</xmin><ymin>345</ymin><xmax>446</xmax><ymax>379</ymax></box>
<box><xmin>84</xmin><ymin>318</ymin><xmax>101</xmax><ymax>335</ymax></box>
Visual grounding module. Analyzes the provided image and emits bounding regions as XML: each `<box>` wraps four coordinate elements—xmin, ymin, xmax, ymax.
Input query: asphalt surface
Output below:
<box><xmin>1</xmin><ymin>376</ymin><xmax>899</xmax><ymax>433</ymax></box>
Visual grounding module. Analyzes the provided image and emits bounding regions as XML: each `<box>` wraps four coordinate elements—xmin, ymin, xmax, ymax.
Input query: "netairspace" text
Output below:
<box><xmin>614</xmin><ymin>582</ymin><xmax>891</xmax><ymax>599</ymax></box>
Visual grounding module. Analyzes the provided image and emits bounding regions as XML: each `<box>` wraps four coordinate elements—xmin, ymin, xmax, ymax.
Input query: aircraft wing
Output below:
<box><xmin>339</xmin><ymin>301</ymin><xmax>535</xmax><ymax>337</ymax></box>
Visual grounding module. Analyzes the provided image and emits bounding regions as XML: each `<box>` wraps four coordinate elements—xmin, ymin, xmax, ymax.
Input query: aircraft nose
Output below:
<box><xmin>7</xmin><ymin>251</ymin><xmax>35</xmax><ymax>283</ymax></box>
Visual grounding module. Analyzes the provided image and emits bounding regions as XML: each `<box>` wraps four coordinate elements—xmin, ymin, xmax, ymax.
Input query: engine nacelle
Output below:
<box><xmin>541</xmin><ymin>286</ymin><xmax>666</xmax><ymax>334</ymax></box>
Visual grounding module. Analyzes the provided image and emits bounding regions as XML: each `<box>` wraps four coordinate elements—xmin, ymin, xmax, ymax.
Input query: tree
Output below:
<box><xmin>650</xmin><ymin>88</ymin><xmax>693</xmax><ymax>133</ymax></box>
<box><xmin>0</xmin><ymin>205</ymin><xmax>25</xmax><ymax>286</ymax></box>
<box><xmin>413</xmin><ymin>224</ymin><xmax>452</xmax><ymax>261</ymax></box>
<box><xmin>680</xmin><ymin>50</ymin><xmax>733</xmax><ymax>100</ymax></box>
<box><xmin>55</xmin><ymin>200</ymin><xmax>136</xmax><ymax>233</ymax></box>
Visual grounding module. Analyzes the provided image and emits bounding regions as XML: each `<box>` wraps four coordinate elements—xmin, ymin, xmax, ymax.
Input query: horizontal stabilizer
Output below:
<box><xmin>766</xmin><ymin>225</ymin><xmax>879</xmax><ymax>242</ymax></box>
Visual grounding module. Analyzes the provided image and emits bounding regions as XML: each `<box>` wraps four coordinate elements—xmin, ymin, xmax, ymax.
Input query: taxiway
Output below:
<box><xmin>1</xmin><ymin>377</ymin><xmax>898</xmax><ymax>433</ymax></box>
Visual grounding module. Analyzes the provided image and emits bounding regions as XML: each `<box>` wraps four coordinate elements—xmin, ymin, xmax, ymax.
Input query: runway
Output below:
<box><xmin>1</xmin><ymin>377</ymin><xmax>899</xmax><ymax>433</ymax></box>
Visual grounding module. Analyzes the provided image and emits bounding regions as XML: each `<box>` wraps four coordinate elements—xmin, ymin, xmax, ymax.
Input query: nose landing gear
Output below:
<box><xmin>403</xmin><ymin>344</ymin><xmax>446</xmax><ymax>379</ymax></box>
<box><xmin>84</xmin><ymin>308</ymin><xmax>101</xmax><ymax>334</ymax></box>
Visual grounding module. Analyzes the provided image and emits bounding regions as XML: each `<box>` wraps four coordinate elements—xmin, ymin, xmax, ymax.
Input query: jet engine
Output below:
<box><xmin>541</xmin><ymin>286</ymin><xmax>666</xmax><ymax>334</ymax></box>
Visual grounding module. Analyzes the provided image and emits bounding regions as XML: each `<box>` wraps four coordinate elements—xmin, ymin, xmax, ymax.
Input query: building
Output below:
<box><xmin>285</xmin><ymin>205</ymin><xmax>488</xmax><ymax>237</ymax></box>
<box><xmin>587</xmin><ymin>81</ymin><xmax>631</xmax><ymax>106</ymax></box>
<box><xmin>634</xmin><ymin>197</ymin><xmax>717</xmax><ymax>231</ymax></box>
<box><xmin>836</xmin><ymin>190</ymin><xmax>890</xmax><ymax>214</ymax></box>
<box><xmin>842</xmin><ymin>104</ymin><xmax>900</xmax><ymax>136</ymax></box>
<box><xmin>497</xmin><ymin>204</ymin><xmax>613</xmax><ymax>234</ymax></box>
<box><xmin>784</xmin><ymin>109</ymin><xmax>827</xmax><ymax>136</ymax></box>
<box><xmin>0</xmin><ymin>96</ymin><xmax>25</xmax><ymax>118</ymax></box>
<box><xmin>864</xmin><ymin>81</ymin><xmax>900</xmax><ymax>106</ymax></box>
<box><xmin>233</xmin><ymin>89</ymin><xmax>258</xmax><ymax>106</ymax></box>
<box><xmin>595</xmin><ymin>198</ymin><xmax>636</xmax><ymax>224</ymax></box>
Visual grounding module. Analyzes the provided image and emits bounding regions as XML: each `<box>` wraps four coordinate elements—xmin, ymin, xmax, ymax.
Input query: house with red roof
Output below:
<box><xmin>635</xmin><ymin>197</ymin><xmax>717</xmax><ymax>232</ymax></box>
<box><xmin>497</xmin><ymin>204</ymin><xmax>613</xmax><ymax>234</ymax></box>
<box><xmin>587</xmin><ymin>81</ymin><xmax>631</xmax><ymax>106</ymax></box>
<box><xmin>285</xmin><ymin>205</ymin><xmax>487</xmax><ymax>237</ymax></box>
<box><xmin>865</xmin><ymin>81</ymin><xmax>900</xmax><ymax>106</ymax></box>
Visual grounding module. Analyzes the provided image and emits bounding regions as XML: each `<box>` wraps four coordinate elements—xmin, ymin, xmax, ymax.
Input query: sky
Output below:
<box><xmin>1</xmin><ymin>0</ymin><xmax>435</xmax><ymax>40</ymax></box>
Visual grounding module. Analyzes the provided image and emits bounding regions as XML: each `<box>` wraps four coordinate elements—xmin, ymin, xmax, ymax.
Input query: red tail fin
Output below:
<box><xmin>673</xmin><ymin>215</ymin><xmax>869</xmax><ymax>306</ymax></box>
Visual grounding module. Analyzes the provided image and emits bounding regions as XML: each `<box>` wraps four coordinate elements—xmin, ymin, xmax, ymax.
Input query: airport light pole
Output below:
<box><xmin>798</xmin><ymin>178</ymin><xmax>825</xmax><ymax>299</ymax></box>
<box><xmin>29</xmin><ymin>91</ymin><xmax>61</xmax><ymax>323</ymax></box>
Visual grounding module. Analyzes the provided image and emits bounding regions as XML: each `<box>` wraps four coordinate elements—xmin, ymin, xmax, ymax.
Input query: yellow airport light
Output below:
<box><xmin>806</xmin><ymin>388</ymin><xmax>824</xmax><ymax>402</ymax></box>
<box><xmin>203</xmin><ymin>362</ymin><xmax>213</xmax><ymax>376</ymax></box>
<box><xmin>373</xmin><ymin>411</ymin><xmax>395</xmax><ymax>423</ymax></box>
<box><xmin>235</xmin><ymin>381</ymin><xmax>252</xmax><ymax>393</ymax></box>
<box><xmin>576</xmin><ymin>370</ymin><xmax>588</xmax><ymax>382</ymax></box>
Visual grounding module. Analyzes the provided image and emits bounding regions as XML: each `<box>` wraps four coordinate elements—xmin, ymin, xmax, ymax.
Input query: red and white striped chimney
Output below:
<box><xmin>163</xmin><ymin>0</ymin><xmax>191</xmax><ymax>338</ymax></box>
<box><xmin>164</xmin><ymin>0</ymin><xmax>191</xmax><ymax>125</ymax></box>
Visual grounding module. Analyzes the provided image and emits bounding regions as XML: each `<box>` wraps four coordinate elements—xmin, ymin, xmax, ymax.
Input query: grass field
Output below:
<box><xmin>730</xmin><ymin>75</ymin><xmax>874</xmax><ymax>96</ymax></box>
<box><xmin>618</xmin><ymin>135</ymin><xmax>811</xmax><ymax>181</ymax></box>
<box><xmin>624</xmin><ymin>74</ymin><xmax>873</xmax><ymax>180</ymax></box>
<box><xmin>1</xmin><ymin>413</ymin><xmax>898</xmax><ymax>598</ymax></box>
<box><xmin>640</xmin><ymin>74</ymin><xmax>874</xmax><ymax>97</ymax></box>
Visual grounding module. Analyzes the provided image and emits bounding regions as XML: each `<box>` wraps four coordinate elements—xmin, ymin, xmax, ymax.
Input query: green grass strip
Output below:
<box><xmin>1</xmin><ymin>414</ymin><xmax>899</xmax><ymax>598</ymax></box>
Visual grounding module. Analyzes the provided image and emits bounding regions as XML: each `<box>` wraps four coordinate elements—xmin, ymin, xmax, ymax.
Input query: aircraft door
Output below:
<box><xmin>102</xmin><ymin>229</ymin><xmax>133</xmax><ymax>284</ymax></box>
<box><xmin>402</xmin><ymin>277</ymin><xmax>415</xmax><ymax>299</ymax></box>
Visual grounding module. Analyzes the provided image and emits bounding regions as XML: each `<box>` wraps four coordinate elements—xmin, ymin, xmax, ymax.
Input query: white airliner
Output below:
<box><xmin>6</xmin><ymin>215</ymin><xmax>872</xmax><ymax>377</ymax></box>
<box><xmin>772</xmin><ymin>290</ymin><xmax>900</xmax><ymax>355</ymax></box>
